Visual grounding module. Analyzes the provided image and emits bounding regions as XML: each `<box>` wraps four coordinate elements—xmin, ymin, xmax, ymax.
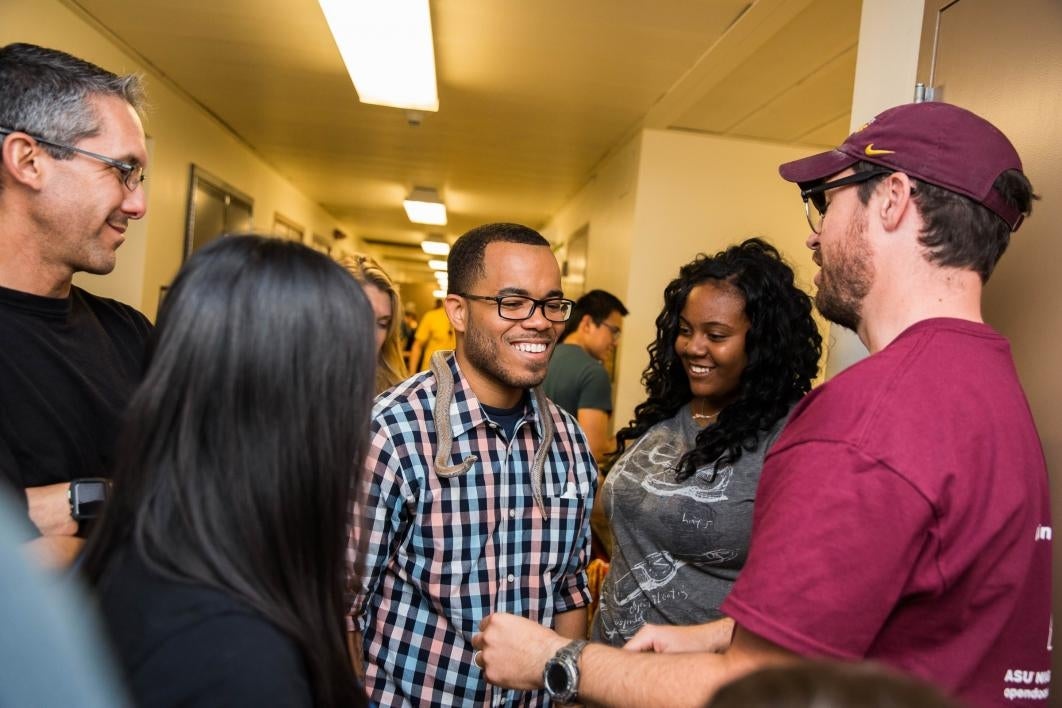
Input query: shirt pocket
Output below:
<box><xmin>530</xmin><ymin>496</ymin><xmax>586</xmax><ymax>576</ymax></box>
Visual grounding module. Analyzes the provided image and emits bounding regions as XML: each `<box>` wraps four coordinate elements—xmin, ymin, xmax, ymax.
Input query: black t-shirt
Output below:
<box><xmin>96</xmin><ymin>547</ymin><xmax>313</xmax><ymax>707</ymax></box>
<box><xmin>0</xmin><ymin>284</ymin><xmax>151</xmax><ymax>510</ymax></box>
<box><xmin>481</xmin><ymin>394</ymin><xmax>529</xmax><ymax>440</ymax></box>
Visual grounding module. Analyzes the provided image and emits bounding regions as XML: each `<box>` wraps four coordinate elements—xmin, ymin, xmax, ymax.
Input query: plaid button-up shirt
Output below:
<box><xmin>350</xmin><ymin>354</ymin><xmax>596</xmax><ymax>707</ymax></box>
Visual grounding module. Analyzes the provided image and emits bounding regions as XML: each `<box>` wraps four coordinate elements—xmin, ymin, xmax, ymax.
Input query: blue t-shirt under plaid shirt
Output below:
<box><xmin>350</xmin><ymin>353</ymin><xmax>596</xmax><ymax>707</ymax></box>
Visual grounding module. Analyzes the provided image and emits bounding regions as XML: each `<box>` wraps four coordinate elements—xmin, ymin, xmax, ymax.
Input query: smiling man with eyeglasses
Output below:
<box><xmin>0</xmin><ymin>43</ymin><xmax>153</xmax><ymax>569</ymax></box>
<box><xmin>350</xmin><ymin>222</ymin><xmax>597</xmax><ymax>707</ymax></box>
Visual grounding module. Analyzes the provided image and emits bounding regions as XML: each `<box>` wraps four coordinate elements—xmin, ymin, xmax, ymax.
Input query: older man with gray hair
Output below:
<box><xmin>0</xmin><ymin>43</ymin><xmax>152</xmax><ymax>566</ymax></box>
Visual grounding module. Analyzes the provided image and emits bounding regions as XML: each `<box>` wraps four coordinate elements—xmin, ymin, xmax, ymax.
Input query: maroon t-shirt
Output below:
<box><xmin>723</xmin><ymin>318</ymin><xmax>1052</xmax><ymax>708</ymax></box>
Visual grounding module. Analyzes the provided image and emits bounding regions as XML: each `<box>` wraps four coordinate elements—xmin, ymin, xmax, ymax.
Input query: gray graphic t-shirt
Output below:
<box><xmin>590</xmin><ymin>403</ymin><xmax>788</xmax><ymax>646</ymax></box>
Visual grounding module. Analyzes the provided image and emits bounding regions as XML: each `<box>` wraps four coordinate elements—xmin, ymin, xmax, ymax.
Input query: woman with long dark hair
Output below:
<box><xmin>81</xmin><ymin>236</ymin><xmax>373</xmax><ymax>707</ymax></box>
<box><xmin>591</xmin><ymin>238</ymin><xmax>821</xmax><ymax>646</ymax></box>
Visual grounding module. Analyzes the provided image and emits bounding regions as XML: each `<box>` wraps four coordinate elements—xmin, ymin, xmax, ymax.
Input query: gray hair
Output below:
<box><xmin>0</xmin><ymin>43</ymin><xmax>145</xmax><ymax>161</ymax></box>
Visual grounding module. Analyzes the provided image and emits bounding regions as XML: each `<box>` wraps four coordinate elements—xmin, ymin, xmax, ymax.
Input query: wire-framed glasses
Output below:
<box><xmin>458</xmin><ymin>293</ymin><xmax>575</xmax><ymax>322</ymax></box>
<box><xmin>0</xmin><ymin>127</ymin><xmax>145</xmax><ymax>191</ymax></box>
<box><xmin>799</xmin><ymin>169</ymin><xmax>892</xmax><ymax>233</ymax></box>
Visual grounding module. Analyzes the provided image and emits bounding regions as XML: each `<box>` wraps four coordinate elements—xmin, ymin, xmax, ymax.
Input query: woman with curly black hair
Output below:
<box><xmin>590</xmin><ymin>238</ymin><xmax>821</xmax><ymax>647</ymax></box>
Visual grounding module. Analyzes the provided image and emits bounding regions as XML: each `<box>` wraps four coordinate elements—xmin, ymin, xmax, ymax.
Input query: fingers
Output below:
<box><xmin>471</xmin><ymin>614</ymin><xmax>490</xmax><ymax>671</ymax></box>
<box><xmin>623</xmin><ymin>626</ymin><xmax>657</xmax><ymax>652</ymax></box>
<box><xmin>623</xmin><ymin>637</ymin><xmax>657</xmax><ymax>652</ymax></box>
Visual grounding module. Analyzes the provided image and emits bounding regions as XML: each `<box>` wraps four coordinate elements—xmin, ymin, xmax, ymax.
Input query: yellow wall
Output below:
<box><xmin>822</xmin><ymin>0</ymin><xmax>926</xmax><ymax>376</ymax></box>
<box><xmin>541</xmin><ymin>133</ymin><xmax>642</xmax><ymax>304</ymax></box>
<box><xmin>1</xmin><ymin>0</ymin><xmax>359</xmax><ymax>318</ymax></box>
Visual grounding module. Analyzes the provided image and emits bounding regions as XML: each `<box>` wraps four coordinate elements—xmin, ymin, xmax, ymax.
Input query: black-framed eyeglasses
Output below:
<box><xmin>799</xmin><ymin>169</ymin><xmax>892</xmax><ymax>234</ymax></box>
<box><xmin>599</xmin><ymin>322</ymin><xmax>622</xmax><ymax>339</ymax></box>
<box><xmin>458</xmin><ymin>293</ymin><xmax>575</xmax><ymax>322</ymax></box>
<box><xmin>0</xmin><ymin>127</ymin><xmax>145</xmax><ymax>191</ymax></box>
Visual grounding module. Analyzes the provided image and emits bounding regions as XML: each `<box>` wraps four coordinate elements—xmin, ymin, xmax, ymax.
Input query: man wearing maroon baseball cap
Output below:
<box><xmin>469</xmin><ymin>102</ymin><xmax>1050</xmax><ymax>708</ymax></box>
<box><xmin>716</xmin><ymin>101</ymin><xmax>1052</xmax><ymax>708</ymax></box>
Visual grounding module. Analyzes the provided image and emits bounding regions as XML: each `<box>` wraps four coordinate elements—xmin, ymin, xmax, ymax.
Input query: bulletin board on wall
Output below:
<box><xmin>184</xmin><ymin>165</ymin><xmax>254</xmax><ymax>261</ymax></box>
<box><xmin>562</xmin><ymin>224</ymin><xmax>589</xmax><ymax>300</ymax></box>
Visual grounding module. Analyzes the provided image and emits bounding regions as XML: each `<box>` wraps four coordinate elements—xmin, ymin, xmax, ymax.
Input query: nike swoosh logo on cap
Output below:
<box><xmin>864</xmin><ymin>144</ymin><xmax>895</xmax><ymax>156</ymax></box>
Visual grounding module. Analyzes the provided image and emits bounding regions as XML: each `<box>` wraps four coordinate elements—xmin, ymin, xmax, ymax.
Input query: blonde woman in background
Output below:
<box><xmin>340</xmin><ymin>254</ymin><xmax>409</xmax><ymax>393</ymax></box>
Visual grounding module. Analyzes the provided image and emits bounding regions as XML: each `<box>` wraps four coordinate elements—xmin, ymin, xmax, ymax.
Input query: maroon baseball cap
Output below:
<box><xmin>779</xmin><ymin>102</ymin><xmax>1025</xmax><ymax>230</ymax></box>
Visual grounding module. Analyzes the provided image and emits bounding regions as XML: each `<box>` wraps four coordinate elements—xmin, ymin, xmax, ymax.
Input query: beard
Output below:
<box><xmin>814</xmin><ymin>212</ymin><xmax>874</xmax><ymax>332</ymax></box>
<box><xmin>462</xmin><ymin>319</ymin><xmax>553</xmax><ymax>393</ymax></box>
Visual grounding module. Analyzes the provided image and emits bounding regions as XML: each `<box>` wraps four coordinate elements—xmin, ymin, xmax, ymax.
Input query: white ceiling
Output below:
<box><xmin>66</xmin><ymin>0</ymin><xmax>860</xmax><ymax>282</ymax></box>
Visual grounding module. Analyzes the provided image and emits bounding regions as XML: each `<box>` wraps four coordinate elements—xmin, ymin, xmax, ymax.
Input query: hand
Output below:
<box><xmin>623</xmin><ymin>618</ymin><xmax>735</xmax><ymax>654</ymax></box>
<box><xmin>25</xmin><ymin>535</ymin><xmax>84</xmax><ymax>569</ymax></box>
<box><xmin>25</xmin><ymin>482</ymin><xmax>77</xmax><ymax>536</ymax></box>
<box><xmin>471</xmin><ymin>613</ymin><xmax>568</xmax><ymax>691</ymax></box>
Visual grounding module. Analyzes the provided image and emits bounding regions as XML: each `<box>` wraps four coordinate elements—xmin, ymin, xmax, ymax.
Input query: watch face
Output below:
<box><xmin>72</xmin><ymin>480</ymin><xmax>109</xmax><ymax>520</ymax></box>
<box><xmin>545</xmin><ymin>661</ymin><xmax>570</xmax><ymax>694</ymax></box>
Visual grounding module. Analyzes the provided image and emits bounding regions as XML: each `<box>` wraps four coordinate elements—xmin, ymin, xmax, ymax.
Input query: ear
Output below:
<box><xmin>578</xmin><ymin>314</ymin><xmax>595</xmax><ymax>333</ymax></box>
<box><xmin>444</xmin><ymin>294</ymin><xmax>467</xmax><ymax>334</ymax></box>
<box><xmin>1</xmin><ymin>131</ymin><xmax>47</xmax><ymax>191</ymax></box>
<box><xmin>878</xmin><ymin>171</ymin><xmax>917</xmax><ymax>232</ymax></box>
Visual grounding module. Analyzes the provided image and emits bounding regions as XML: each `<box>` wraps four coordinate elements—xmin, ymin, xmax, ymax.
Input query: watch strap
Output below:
<box><xmin>545</xmin><ymin>639</ymin><xmax>588</xmax><ymax>703</ymax></box>
<box><xmin>557</xmin><ymin>638</ymin><xmax>588</xmax><ymax>663</ymax></box>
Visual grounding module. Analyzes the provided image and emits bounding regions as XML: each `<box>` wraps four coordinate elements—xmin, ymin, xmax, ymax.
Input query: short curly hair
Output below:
<box><xmin>611</xmin><ymin>238</ymin><xmax>821</xmax><ymax>479</ymax></box>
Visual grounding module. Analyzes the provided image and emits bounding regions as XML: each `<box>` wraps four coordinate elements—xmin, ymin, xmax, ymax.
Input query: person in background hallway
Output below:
<box><xmin>0</xmin><ymin>42</ymin><xmax>152</xmax><ymax>567</ymax></box>
<box><xmin>473</xmin><ymin>102</ymin><xmax>1050</xmax><ymax>708</ymax></box>
<box><xmin>592</xmin><ymin>239</ymin><xmax>820</xmax><ymax>647</ymax></box>
<box><xmin>350</xmin><ymin>223</ymin><xmax>596</xmax><ymax>706</ymax></box>
<box><xmin>408</xmin><ymin>297</ymin><xmax>454</xmax><ymax>371</ymax></box>
<box><xmin>340</xmin><ymin>252</ymin><xmax>409</xmax><ymax>393</ymax></box>
<box><xmin>81</xmin><ymin>236</ymin><xmax>372</xmax><ymax>707</ymax></box>
<box><xmin>542</xmin><ymin>289</ymin><xmax>628</xmax><ymax>464</ymax></box>
<box><xmin>400</xmin><ymin>301</ymin><xmax>418</xmax><ymax>364</ymax></box>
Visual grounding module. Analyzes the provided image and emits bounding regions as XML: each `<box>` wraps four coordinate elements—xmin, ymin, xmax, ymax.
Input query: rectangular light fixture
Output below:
<box><xmin>428</xmin><ymin>259</ymin><xmax>448</xmax><ymax>271</ymax></box>
<box><xmin>432</xmin><ymin>288</ymin><xmax>447</xmax><ymax>298</ymax></box>
<box><xmin>404</xmin><ymin>186</ymin><xmax>447</xmax><ymax>226</ymax></box>
<box><xmin>318</xmin><ymin>0</ymin><xmax>439</xmax><ymax>112</ymax></box>
<box><xmin>421</xmin><ymin>234</ymin><xmax>450</xmax><ymax>256</ymax></box>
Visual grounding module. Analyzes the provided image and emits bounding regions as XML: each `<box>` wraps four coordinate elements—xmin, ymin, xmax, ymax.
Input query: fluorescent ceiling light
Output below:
<box><xmin>318</xmin><ymin>0</ymin><xmax>439</xmax><ymax>112</ymax></box>
<box><xmin>421</xmin><ymin>235</ymin><xmax>450</xmax><ymax>256</ymax></box>
<box><xmin>432</xmin><ymin>288</ymin><xmax>446</xmax><ymax>298</ymax></box>
<box><xmin>428</xmin><ymin>259</ymin><xmax>448</xmax><ymax>271</ymax></box>
<box><xmin>404</xmin><ymin>186</ymin><xmax>447</xmax><ymax>226</ymax></box>
<box><xmin>434</xmin><ymin>273</ymin><xmax>448</xmax><ymax>284</ymax></box>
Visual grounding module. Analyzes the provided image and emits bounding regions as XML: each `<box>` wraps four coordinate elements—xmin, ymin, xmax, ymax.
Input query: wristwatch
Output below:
<box><xmin>543</xmin><ymin>639</ymin><xmax>587</xmax><ymax>704</ymax></box>
<box><xmin>68</xmin><ymin>478</ymin><xmax>112</xmax><ymax>521</ymax></box>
